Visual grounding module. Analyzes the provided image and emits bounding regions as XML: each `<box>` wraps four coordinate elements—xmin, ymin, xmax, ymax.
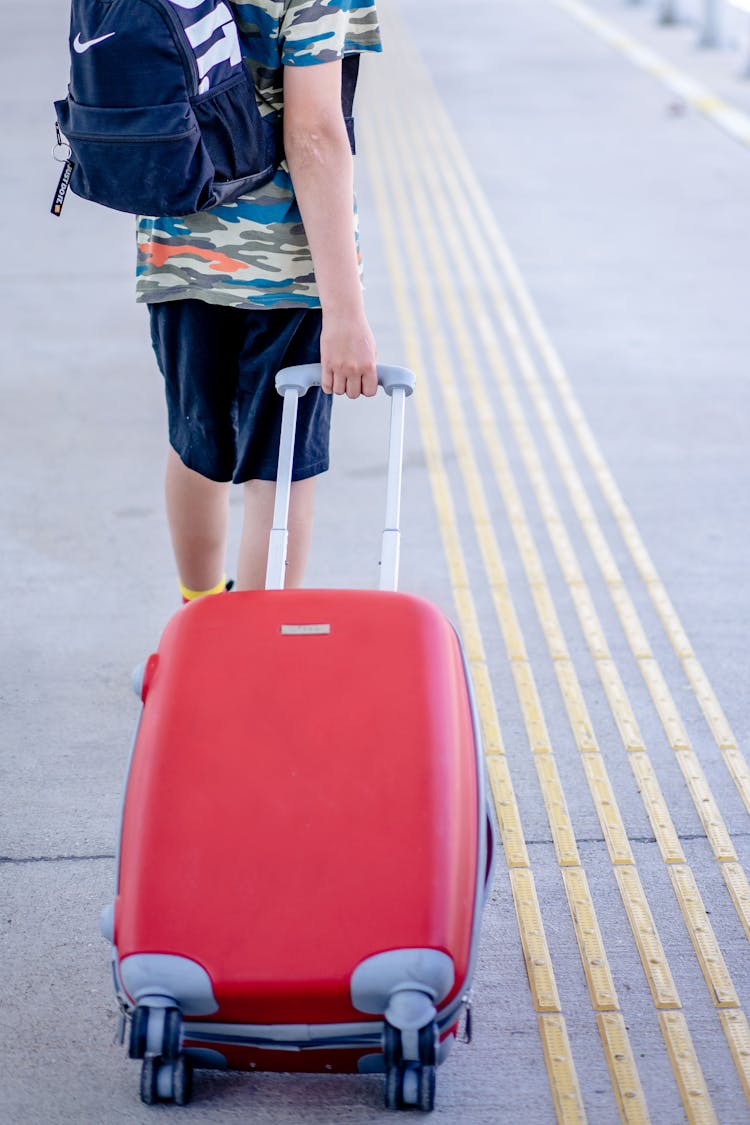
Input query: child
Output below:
<box><xmin>136</xmin><ymin>0</ymin><xmax>381</xmax><ymax>598</ymax></box>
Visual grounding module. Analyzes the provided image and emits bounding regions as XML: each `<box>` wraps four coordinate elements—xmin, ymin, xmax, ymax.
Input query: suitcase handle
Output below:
<box><xmin>276</xmin><ymin>363</ymin><xmax>416</xmax><ymax>398</ymax></box>
<box><xmin>266</xmin><ymin>364</ymin><xmax>417</xmax><ymax>592</ymax></box>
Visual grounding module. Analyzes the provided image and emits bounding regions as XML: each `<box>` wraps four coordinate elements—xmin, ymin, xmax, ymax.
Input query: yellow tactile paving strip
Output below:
<box><xmin>363</xmin><ymin>4</ymin><xmax>748</xmax><ymax>1119</ymax></box>
<box><xmin>364</xmin><ymin>63</ymin><xmax>585</xmax><ymax>1125</ymax></box>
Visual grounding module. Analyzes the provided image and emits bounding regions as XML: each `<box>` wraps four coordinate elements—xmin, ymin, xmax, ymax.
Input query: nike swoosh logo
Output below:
<box><xmin>73</xmin><ymin>32</ymin><xmax>116</xmax><ymax>54</ymax></box>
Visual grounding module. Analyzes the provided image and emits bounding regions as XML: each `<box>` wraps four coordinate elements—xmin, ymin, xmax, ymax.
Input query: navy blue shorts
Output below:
<box><xmin>148</xmin><ymin>300</ymin><xmax>330</xmax><ymax>484</ymax></box>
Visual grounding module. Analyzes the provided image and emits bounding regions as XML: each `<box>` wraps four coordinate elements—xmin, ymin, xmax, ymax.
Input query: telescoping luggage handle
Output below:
<box><xmin>267</xmin><ymin>364</ymin><xmax>416</xmax><ymax>593</ymax></box>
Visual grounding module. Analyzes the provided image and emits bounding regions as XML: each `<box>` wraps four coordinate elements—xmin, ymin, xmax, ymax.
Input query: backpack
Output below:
<box><xmin>52</xmin><ymin>0</ymin><xmax>359</xmax><ymax>218</ymax></box>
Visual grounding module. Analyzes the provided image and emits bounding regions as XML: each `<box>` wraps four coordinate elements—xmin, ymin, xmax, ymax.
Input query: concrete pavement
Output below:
<box><xmin>2</xmin><ymin>0</ymin><xmax>750</xmax><ymax>1120</ymax></box>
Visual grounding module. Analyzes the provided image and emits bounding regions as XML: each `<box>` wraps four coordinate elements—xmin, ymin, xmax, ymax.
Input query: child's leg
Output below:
<box><xmin>236</xmin><ymin>477</ymin><xmax>316</xmax><ymax>590</ymax></box>
<box><xmin>165</xmin><ymin>447</ymin><xmax>230</xmax><ymax>593</ymax></box>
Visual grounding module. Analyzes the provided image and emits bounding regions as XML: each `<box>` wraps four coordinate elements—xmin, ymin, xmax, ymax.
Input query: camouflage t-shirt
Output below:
<box><xmin>135</xmin><ymin>0</ymin><xmax>381</xmax><ymax>309</ymax></box>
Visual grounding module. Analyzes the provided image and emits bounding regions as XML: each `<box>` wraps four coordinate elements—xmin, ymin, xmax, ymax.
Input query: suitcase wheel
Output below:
<box><xmin>384</xmin><ymin>1019</ymin><xmax>436</xmax><ymax>1068</ymax></box>
<box><xmin>129</xmin><ymin>1004</ymin><xmax>182</xmax><ymax>1061</ymax></box>
<box><xmin>384</xmin><ymin>1064</ymin><xmax>404</xmax><ymax>1110</ymax></box>
<box><xmin>384</xmin><ymin>1062</ymin><xmax>436</xmax><ymax>1113</ymax></box>
<box><xmin>129</xmin><ymin>1006</ymin><xmax>148</xmax><ymax>1060</ymax></box>
<box><xmin>172</xmin><ymin>1055</ymin><xmax>193</xmax><ymax>1106</ymax></box>
<box><xmin>383</xmin><ymin>1018</ymin><xmax>437</xmax><ymax>1112</ymax></box>
<box><xmin>384</xmin><ymin>1021</ymin><xmax>401</xmax><ymax>1070</ymax></box>
<box><xmin>139</xmin><ymin>1054</ymin><xmax>193</xmax><ymax>1106</ymax></box>
<box><xmin>140</xmin><ymin>1057</ymin><xmax>158</xmax><ymax>1105</ymax></box>
<box><xmin>162</xmin><ymin>1008</ymin><xmax>182</xmax><ymax>1061</ymax></box>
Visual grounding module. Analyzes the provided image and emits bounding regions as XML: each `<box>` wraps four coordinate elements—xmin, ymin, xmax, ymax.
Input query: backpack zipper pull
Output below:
<box><xmin>51</xmin><ymin>122</ymin><xmax>74</xmax><ymax>217</ymax></box>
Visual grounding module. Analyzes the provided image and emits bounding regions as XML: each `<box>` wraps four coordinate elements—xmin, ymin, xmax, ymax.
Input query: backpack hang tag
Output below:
<box><xmin>51</xmin><ymin>159</ymin><xmax>75</xmax><ymax>217</ymax></box>
<box><xmin>51</xmin><ymin>122</ymin><xmax>74</xmax><ymax>217</ymax></box>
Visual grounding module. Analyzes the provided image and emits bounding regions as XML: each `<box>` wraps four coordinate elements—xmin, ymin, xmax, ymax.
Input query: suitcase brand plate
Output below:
<box><xmin>280</xmin><ymin>623</ymin><xmax>331</xmax><ymax>635</ymax></box>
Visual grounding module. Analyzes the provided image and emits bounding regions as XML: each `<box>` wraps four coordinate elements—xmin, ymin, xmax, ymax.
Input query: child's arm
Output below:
<box><xmin>283</xmin><ymin>60</ymin><xmax>377</xmax><ymax>399</ymax></box>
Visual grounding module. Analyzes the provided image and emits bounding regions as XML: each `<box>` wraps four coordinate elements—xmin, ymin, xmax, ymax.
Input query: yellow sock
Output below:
<box><xmin>180</xmin><ymin>576</ymin><xmax>227</xmax><ymax>603</ymax></box>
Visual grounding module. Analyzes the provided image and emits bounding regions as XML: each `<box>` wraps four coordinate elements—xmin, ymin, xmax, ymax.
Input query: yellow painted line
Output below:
<box><xmin>535</xmin><ymin>754</ymin><xmax>581</xmax><ymax>867</ymax></box>
<box><xmin>530</xmin><ymin>582</ymin><xmax>570</xmax><ymax>662</ymax></box>
<box><xmin>581</xmin><ymin>519</ymin><xmax>622</xmax><ymax>587</ymax></box>
<box><xmin>659</xmin><ymin>1011</ymin><xmax>719</xmax><ymax>1125</ymax></box>
<box><xmin>465</xmin><ymin>377</ymin><xmax>575</xmax><ymax>667</ymax></box>
<box><xmin>682</xmin><ymin>657</ymin><xmax>739</xmax><ymax>751</ymax></box>
<box><xmin>476</xmin><ymin>523</ymin><xmax>509</xmax><ymax>591</ymax></box>
<box><xmin>469</xmin><ymin>658</ymin><xmax>506</xmax><ymax>756</ymax></box>
<box><xmin>580</xmin><ymin>754</ymin><xmax>634</xmax><ymax>865</ymax></box>
<box><xmin>511</xmin><ymin>868</ymin><xmax>563</xmax><ymax>1013</ymax></box>
<box><xmin>548</xmin><ymin>519</ymin><xmax>584</xmax><ymax>586</ymax></box>
<box><xmin>627</xmin><ymin>753</ymin><xmax>686</xmax><ymax>864</ymax></box>
<box><xmin>363</xmin><ymin>96</ymin><xmax>577</xmax><ymax>1108</ymax></box>
<box><xmin>555</xmin><ymin>659</ymin><xmax>598</xmax><ymax>752</ymax></box>
<box><xmin>538</xmin><ymin>1014</ymin><xmax>588</xmax><ymax>1124</ymax></box>
<box><xmin>646</xmin><ymin>583</ymin><xmax>693</xmax><ymax>659</ymax></box>
<box><xmin>610</xmin><ymin>584</ymin><xmax>652</xmax><ymax>659</ymax></box>
<box><xmin>562</xmin><ymin>866</ymin><xmax>619</xmax><ymax>1011</ymax></box>
<box><xmin>487</xmin><ymin>755</ymin><xmax>530</xmax><ymax>869</ymax></box>
<box><xmin>721</xmin><ymin>863</ymin><xmax>750</xmax><ymax>945</ymax></box>
<box><xmin>616</xmin><ymin>521</ymin><xmax>660</xmax><ymax>587</ymax></box>
<box><xmin>552</xmin><ymin>0</ymin><xmax>750</xmax><ymax>149</ymax></box>
<box><xmin>512</xmin><ymin>661</ymin><xmax>554</xmax><ymax>753</ymax></box>
<box><xmin>638</xmin><ymin>659</ymin><xmax>691</xmax><ymax>751</ymax></box>
<box><xmin>513</xmin><ymin>520</ymin><xmax>547</xmax><ymax>587</ymax></box>
<box><xmin>719</xmin><ymin>1010</ymin><xmax>750</xmax><ymax>1104</ymax></box>
<box><xmin>692</xmin><ymin>95</ymin><xmax>725</xmax><ymax>114</ymax></box>
<box><xmin>569</xmin><ymin>584</ymin><xmax>610</xmax><ymax>661</ymax></box>
<box><xmin>596</xmin><ymin>660</ymin><xmax>646</xmax><ymax>751</ymax></box>
<box><xmin>454</xmin><ymin>585</ymin><xmax>486</xmax><ymax>665</ymax></box>
<box><xmin>669</xmin><ymin>865</ymin><xmax>739</xmax><ymax>1008</ymax></box>
<box><xmin>674</xmin><ymin>751</ymin><xmax>737</xmax><ymax>862</ymax></box>
<box><xmin>722</xmin><ymin>748</ymin><xmax>750</xmax><ymax>819</ymax></box>
<box><xmin>614</xmin><ymin>865</ymin><xmax>681</xmax><ymax>1008</ymax></box>
<box><xmin>491</xmin><ymin>583</ymin><xmax>529</xmax><ymax>663</ymax></box>
<box><xmin>597</xmin><ymin>1012</ymin><xmax>650</xmax><ymax>1124</ymax></box>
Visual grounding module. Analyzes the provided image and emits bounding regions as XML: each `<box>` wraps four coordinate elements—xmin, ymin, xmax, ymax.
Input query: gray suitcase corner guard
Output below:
<box><xmin>350</xmin><ymin>949</ymin><xmax>455</xmax><ymax>1028</ymax></box>
<box><xmin>100</xmin><ymin>903</ymin><xmax>115</xmax><ymax>944</ymax></box>
<box><xmin>119</xmin><ymin>954</ymin><xmax>219</xmax><ymax>1017</ymax></box>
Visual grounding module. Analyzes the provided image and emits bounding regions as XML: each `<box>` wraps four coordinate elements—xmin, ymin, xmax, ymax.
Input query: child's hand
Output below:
<box><xmin>320</xmin><ymin>310</ymin><xmax>378</xmax><ymax>399</ymax></box>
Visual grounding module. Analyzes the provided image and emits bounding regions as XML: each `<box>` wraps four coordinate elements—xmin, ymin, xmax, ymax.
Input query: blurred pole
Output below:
<box><xmin>698</xmin><ymin>0</ymin><xmax>722</xmax><ymax>45</ymax></box>
<box><xmin>734</xmin><ymin>0</ymin><xmax>750</xmax><ymax>75</ymax></box>
<box><xmin>657</xmin><ymin>0</ymin><xmax>679</xmax><ymax>24</ymax></box>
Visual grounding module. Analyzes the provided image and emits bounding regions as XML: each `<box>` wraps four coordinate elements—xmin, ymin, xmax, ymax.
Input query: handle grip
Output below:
<box><xmin>275</xmin><ymin>363</ymin><xmax>415</xmax><ymax>398</ymax></box>
<box><xmin>266</xmin><ymin>363</ymin><xmax>416</xmax><ymax>592</ymax></box>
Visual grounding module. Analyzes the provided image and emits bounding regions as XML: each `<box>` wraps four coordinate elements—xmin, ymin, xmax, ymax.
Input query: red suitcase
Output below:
<box><xmin>101</xmin><ymin>365</ymin><xmax>494</xmax><ymax>1112</ymax></box>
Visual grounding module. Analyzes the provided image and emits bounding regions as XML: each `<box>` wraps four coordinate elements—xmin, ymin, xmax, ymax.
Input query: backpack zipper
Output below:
<box><xmin>141</xmin><ymin>0</ymin><xmax>201</xmax><ymax>96</ymax></box>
